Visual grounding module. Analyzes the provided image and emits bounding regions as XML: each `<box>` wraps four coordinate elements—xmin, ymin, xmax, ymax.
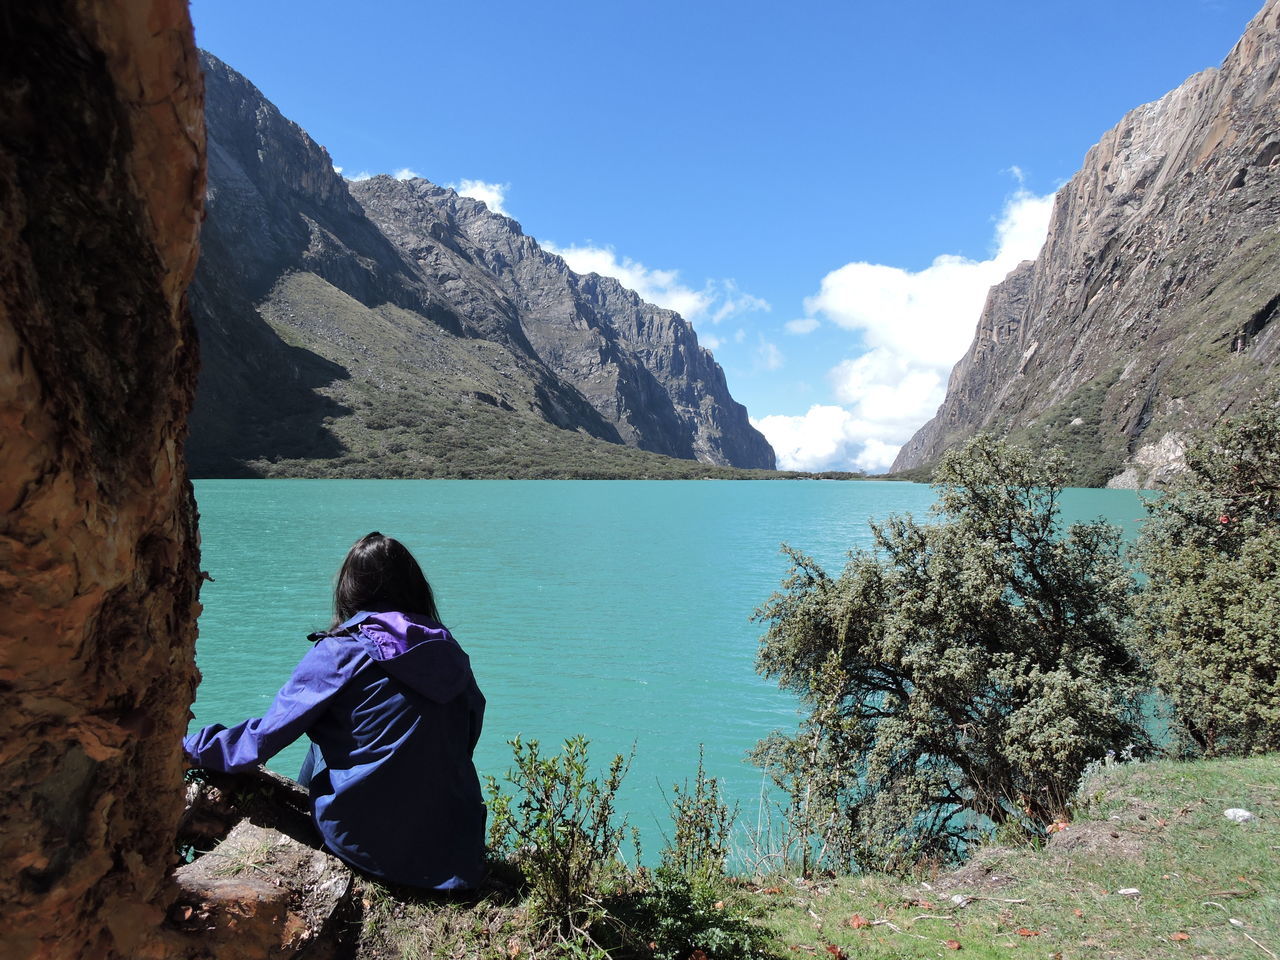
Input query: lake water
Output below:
<box><xmin>189</xmin><ymin>479</ymin><xmax>1148</xmax><ymax>861</ymax></box>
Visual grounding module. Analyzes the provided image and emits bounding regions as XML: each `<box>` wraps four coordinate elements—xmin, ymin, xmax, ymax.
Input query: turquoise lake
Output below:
<box><xmin>189</xmin><ymin>479</ymin><xmax>1148</xmax><ymax>860</ymax></box>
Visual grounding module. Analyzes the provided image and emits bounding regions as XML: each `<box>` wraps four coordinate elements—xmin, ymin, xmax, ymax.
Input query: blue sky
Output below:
<box><xmin>191</xmin><ymin>0</ymin><xmax>1266</xmax><ymax>470</ymax></box>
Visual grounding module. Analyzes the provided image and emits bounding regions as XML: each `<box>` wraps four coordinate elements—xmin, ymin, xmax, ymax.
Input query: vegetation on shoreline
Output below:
<box><xmin>351</xmin><ymin>749</ymin><xmax>1279</xmax><ymax>960</ymax></box>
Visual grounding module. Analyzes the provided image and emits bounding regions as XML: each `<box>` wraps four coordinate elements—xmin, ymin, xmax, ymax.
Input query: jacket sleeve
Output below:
<box><xmin>183</xmin><ymin>638</ymin><xmax>365</xmax><ymax>772</ymax></box>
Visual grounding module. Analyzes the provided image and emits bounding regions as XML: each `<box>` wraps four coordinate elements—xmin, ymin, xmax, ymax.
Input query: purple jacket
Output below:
<box><xmin>183</xmin><ymin>611</ymin><xmax>486</xmax><ymax>888</ymax></box>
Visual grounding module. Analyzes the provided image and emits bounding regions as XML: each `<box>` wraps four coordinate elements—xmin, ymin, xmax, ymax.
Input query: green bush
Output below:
<box><xmin>607</xmin><ymin>866</ymin><xmax>763</xmax><ymax>960</ymax></box>
<box><xmin>1135</xmin><ymin>391</ymin><xmax>1280</xmax><ymax>756</ymax></box>
<box><xmin>753</xmin><ymin>436</ymin><xmax>1146</xmax><ymax>874</ymax></box>
<box><xmin>485</xmin><ymin>736</ymin><xmax>632</xmax><ymax>936</ymax></box>
<box><xmin>660</xmin><ymin>747</ymin><xmax>737</xmax><ymax>883</ymax></box>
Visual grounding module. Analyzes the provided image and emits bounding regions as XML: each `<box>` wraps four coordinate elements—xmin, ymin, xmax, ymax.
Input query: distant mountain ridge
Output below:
<box><xmin>893</xmin><ymin>0</ymin><xmax>1280</xmax><ymax>486</ymax></box>
<box><xmin>187</xmin><ymin>52</ymin><xmax>774</xmax><ymax>477</ymax></box>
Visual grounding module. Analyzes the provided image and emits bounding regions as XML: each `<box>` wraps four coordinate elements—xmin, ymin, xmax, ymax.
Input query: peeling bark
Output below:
<box><xmin>0</xmin><ymin>2</ymin><xmax>205</xmax><ymax>957</ymax></box>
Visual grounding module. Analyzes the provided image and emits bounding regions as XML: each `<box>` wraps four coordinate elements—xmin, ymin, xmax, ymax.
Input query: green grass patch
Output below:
<box><xmin>756</xmin><ymin>755</ymin><xmax>1280</xmax><ymax>960</ymax></box>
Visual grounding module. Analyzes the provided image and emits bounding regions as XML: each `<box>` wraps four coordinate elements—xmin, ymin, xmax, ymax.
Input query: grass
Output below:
<box><xmin>757</xmin><ymin>755</ymin><xmax>1280</xmax><ymax>960</ymax></box>
<box><xmin>343</xmin><ymin>755</ymin><xmax>1279</xmax><ymax>959</ymax></box>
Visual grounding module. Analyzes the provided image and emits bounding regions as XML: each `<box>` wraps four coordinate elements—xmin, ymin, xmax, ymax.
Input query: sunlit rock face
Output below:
<box><xmin>0</xmin><ymin>3</ymin><xmax>205</xmax><ymax>957</ymax></box>
<box><xmin>895</xmin><ymin>0</ymin><xmax>1280</xmax><ymax>487</ymax></box>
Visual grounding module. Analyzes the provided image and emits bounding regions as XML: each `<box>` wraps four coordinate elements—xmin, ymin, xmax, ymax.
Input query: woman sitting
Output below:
<box><xmin>184</xmin><ymin>532</ymin><xmax>487</xmax><ymax>890</ymax></box>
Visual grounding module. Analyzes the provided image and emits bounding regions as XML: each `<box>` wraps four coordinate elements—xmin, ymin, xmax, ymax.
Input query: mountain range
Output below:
<box><xmin>187</xmin><ymin>52</ymin><xmax>775</xmax><ymax>478</ymax></box>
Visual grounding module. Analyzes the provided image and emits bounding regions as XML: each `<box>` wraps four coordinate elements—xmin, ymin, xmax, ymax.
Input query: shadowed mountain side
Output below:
<box><xmin>893</xmin><ymin>0</ymin><xmax>1280</xmax><ymax>487</ymax></box>
<box><xmin>188</xmin><ymin>52</ymin><xmax>774</xmax><ymax>476</ymax></box>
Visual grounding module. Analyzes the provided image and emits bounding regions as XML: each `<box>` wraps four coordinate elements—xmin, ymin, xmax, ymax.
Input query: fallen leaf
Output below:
<box><xmin>690</xmin><ymin>951</ymin><xmax>709</xmax><ymax>960</ymax></box>
<box><xmin>1171</xmin><ymin>932</ymin><xmax>1190</xmax><ymax>942</ymax></box>
<box><xmin>847</xmin><ymin>914</ymin><xmax>870</xmax><ymax>930</ymax></box>
<box><xmin>1016</xmin><ymin>928</ymin><xmax>1040</xmax><ymax>937</ymax></box>
<box><xmin>943</xmin><ymin>939</ymin><xmax>962</xmax><ymax>950</ymax></box>
<box><xmin>179</xmin><ymin>906</ymin><xmax>193</xmax><ymax>921</ymax></box>
<box><xmin>823</xmin><ymin>945</ymin><xmax>845</xmax><ymax>960</ymax></box>
<box><xmin>762</xmin><ymin>886</ymin><xmax>781</xmax><ymax>895</ymax></box>
<box><xmin>714</xmin><ymin>900</ymin><xmax>725</xmax><ymax>910</ymax></box>
<box><xmin>1073</xmin><ymin>909</ymin><xmax>1084</xmax><ymax>919</ymax></box>
<box><xmin>506</xmin><ymin>937</ymin><xmax>522</xmax><ymax>958</ymax></box>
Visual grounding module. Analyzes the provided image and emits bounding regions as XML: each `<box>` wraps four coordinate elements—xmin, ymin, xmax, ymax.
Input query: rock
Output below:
<box><xmin>164</xmin><ymin>769</ymin><xmax>356</xmax><ymax>959</ymax></box>
<box><xmin>894</xmin><ymin>0</ymin><xmax>1280</xmax><ymax>486</ymax></box>
<box><xmin>0</xmin><ymin>3</ymin><xmax>204</xmax><ymax>959</ymax></box>
<box><xmin>1224</xmin><ymin>807</ymin><xmax>1257</xmax><ymax>823</ymax></box>
<box><xmin>167</xmin><ymin>821</ymin><xmax>354</xmax><ymax>960</ymax></box>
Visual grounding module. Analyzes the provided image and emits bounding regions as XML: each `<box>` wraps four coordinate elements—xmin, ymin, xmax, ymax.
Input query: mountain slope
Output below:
<box><xmin>893</xmin><ymin>0</ymin><xmax>1280</xmax><ymax>486</ymax></box>
<box><xmin>187</xmin><ymin>52</ymin><xmax>774</xmax><ymax>477</ymax></box>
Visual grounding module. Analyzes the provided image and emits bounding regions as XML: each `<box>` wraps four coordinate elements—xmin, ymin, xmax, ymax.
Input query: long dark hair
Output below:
<box><xmin>331</xmin><ymin>532</ymin><xmax>441</xmax><ymax>629</ymax></box>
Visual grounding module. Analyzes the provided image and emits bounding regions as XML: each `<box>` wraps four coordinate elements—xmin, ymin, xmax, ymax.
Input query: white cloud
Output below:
<box><xmin>785</xmin><ymin>317</ymin><xmax>820</xmax><ymax>335</ymax></box>
<box><xmin>541</xmin><ymin>242</ymin><xmax>769</xmax><ymax>325</ymax></box>
<box><xmin>804</xmin><ymin>189</ymin><xmax>1053</xmax><ymax>368</ymax></box>
<box><xmin>753</xmin><ymin>405</ymin><xmax>897</xmax><ymax>472</ymax></box>
<box><xmin>333</xmin><ymin>165</ymin><xmax>343</xmax><ymax>175</ymax></box>
<box><xmin>393</xmin><ymin>167</ymin><xmax>421</xmax><ymax>181</ymax></box>
<box><xmin>734</xmin><ymin>327</ymin><xmax>746</xmax><ymax>344</ymax></box>
<box><xmin>345</xmin><ymin>171</ymin><xmax>373</xmax><ymax>182</ymax></box>
<box><xmin>756</xmin><ymin>187</ymin><xmax>1056</xmax><ymax>473</ymax></box>
<box><xmin>451</xmin><ymin>178</ymin><xmax>511</xmax><ymax>216</ymax></box>
<box><xmin>757</xmin><ymin>336</ymin><xmax>783</xmax><ymax>370</ymax></box>
<box><xmin>701</xmin><ymin>334</ymin><xmax>725</xmax><ymax>351</ymax></box>
<box><xmin>710</xmin><ymin>280</ymin><xmax>771</xmax><ymax>323</ymax></box>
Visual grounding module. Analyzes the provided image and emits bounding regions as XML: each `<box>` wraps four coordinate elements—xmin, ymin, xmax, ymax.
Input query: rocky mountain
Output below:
<box><xmin>893</xmin><ymin>0</ymin><xmax>1280</xmax><ymax>487</ymax></box>
<box><xmin>187</xmin><ymin>53</ymin><xmax>773</xmax><ymax>477</ymax></box>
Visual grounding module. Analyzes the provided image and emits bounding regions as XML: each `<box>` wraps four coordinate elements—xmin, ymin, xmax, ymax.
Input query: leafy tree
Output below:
<box><xmin>753</xmin><ymin>437</ymin><xmax>1146</xmax><ymax>874</ymax></box>
<box><xmin>1135</xmin><ymin>391</ymin><xmax>1280</xmax><ymax>756</ymax></box>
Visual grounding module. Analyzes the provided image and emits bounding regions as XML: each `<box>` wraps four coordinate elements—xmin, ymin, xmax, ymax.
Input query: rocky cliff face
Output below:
<box><xmin>894</xmin><ymin>0</ymin><xmax>1280</xmax><ymax>486</ymax></box>
<box><xmin>189</xmin><ymin>54</ymin><xmax>774</xmax><ymax>475</ymax></box>
<box><xmin>350</xmin><ymin>178</ymin><xmax>774</xmax><ymax>468</ymax></box>
<box><xmin>0</xmin><ymin>3</ymin><xmax>204</xmax><ymax>957</ymax></box>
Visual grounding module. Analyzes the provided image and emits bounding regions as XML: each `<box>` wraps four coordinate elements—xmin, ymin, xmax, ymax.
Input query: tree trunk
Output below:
<box><xmin>0</xmin><ymin>3</ymin><xmax>205</xmax><ymax>957</ymax></box>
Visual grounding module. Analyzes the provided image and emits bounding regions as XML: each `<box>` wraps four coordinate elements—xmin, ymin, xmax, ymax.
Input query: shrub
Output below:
<box><xmin>1135</xmin><ymin>391</ymin><xmax>1280</xmax><ymax>756</ymax></box>
<box><xmin>608</xmin><ymin>866</ymin><xmax>763</xmax><ymax>960</ymax></box>
<box><xmin>753</xmin><ymin>436</ymin><xmax>1146</xmax><ymax>874</ymax></box>
<box><xmin>485</xmin><ymin>736</ymin><xmax>632</xmax><ymax>935</ymax></box>
<box><xmin>660</xmin><ymin>746</ymin><xmax>737</xmax><ymax>883</ymax></box>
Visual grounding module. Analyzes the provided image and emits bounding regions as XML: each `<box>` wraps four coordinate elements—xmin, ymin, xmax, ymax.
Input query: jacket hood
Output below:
<box><xmin>344</xmin><ymin>611</ymin><xmax>474</xmax><ymax>704</ymax></box>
